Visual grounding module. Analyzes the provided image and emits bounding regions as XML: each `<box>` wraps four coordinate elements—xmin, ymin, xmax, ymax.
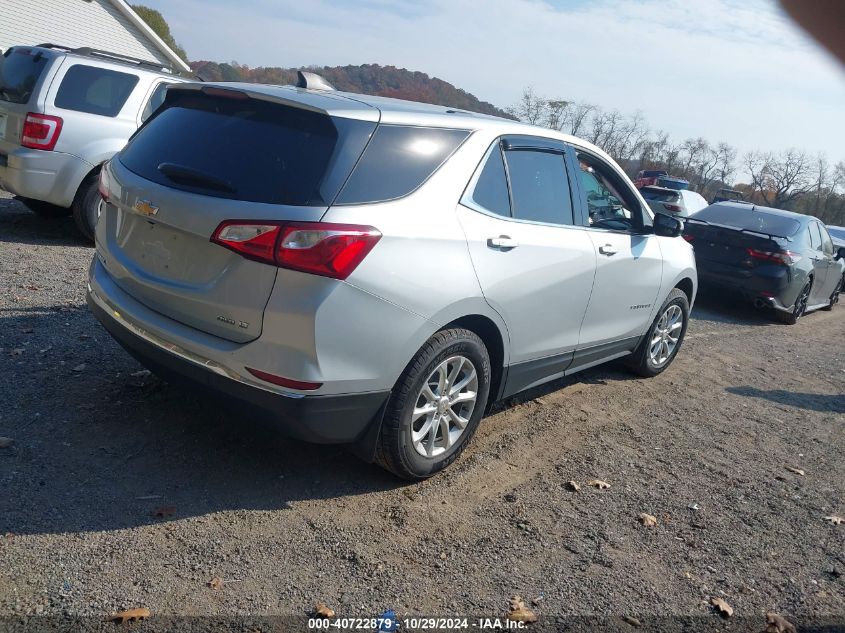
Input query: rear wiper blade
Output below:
<box><xmin>157</xmin><ymin>162</ymin><xmax>235</xmax><ymax>193</ymax></box>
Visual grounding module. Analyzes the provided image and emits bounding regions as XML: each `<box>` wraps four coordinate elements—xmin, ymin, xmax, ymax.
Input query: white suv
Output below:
<box><xmin>0</xmin><ymin>43</ymin><xmax>188</xmax><ymax>240</ymax></box>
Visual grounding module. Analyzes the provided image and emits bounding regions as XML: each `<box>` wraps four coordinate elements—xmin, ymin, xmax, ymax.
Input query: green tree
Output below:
<box><xmin>131</xmin><ymin>5</ymin><xmax>188</xmax><ymax>63</ymax></box>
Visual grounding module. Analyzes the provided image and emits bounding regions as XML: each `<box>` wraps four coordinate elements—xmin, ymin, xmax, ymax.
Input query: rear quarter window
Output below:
<box><xmin>0</xmin><ymin>48</ymin><xmax>50</xmax><ymax>104</ymax></box>
<box><xmin>335</xmin><ymin>125</ymin><xmax>470</xmax><ymax>204</ymax></box>
<box><xmin>55</xmin><ymin>65</ymin><xmax>139</xmax><ymax>117</ymax></box>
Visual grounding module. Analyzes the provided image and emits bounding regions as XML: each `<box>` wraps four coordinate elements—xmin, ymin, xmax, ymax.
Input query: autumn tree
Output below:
<box><xmin>132</xmin><ymin>5</ymin><xmax>188</xmax><ymax>63</ymax></box>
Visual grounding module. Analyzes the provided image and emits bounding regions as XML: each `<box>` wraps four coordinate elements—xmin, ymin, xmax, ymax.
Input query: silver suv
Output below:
<box><xmin>0</xmin><ymin>44</ymin><xmax>187</xmax><ymax>240</ymax></box>
<box><xmin>87</xmin><ymin>80</ymin><xmax>697</xmax><ymax>479</ymax></box>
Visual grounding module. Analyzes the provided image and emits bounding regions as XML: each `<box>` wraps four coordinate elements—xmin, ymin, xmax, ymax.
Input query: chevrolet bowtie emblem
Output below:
<box><xmin>134</xmin><ymin>199</ymin><xmax>159</xmax><ymax>217</ymax></box>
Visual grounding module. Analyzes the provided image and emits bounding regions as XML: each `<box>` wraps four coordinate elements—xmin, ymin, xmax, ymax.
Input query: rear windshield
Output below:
<box><xmin>692</xmin><ymin>205</ymin><xmax>802</xmax><ymax>237</ymax></box>
<box><xmin>335</xmin><ymin>125</ymin><xmax>470</xmax><ymax>204</ymax></box>
<box><xmin>0</xmin><ymin>48</ymin><xmax>50</xmax><ymax>104</ymax></box>
<box><xmin>640</xmin><ymin>187</ymin><xmax>679</xmax><ymax>202</ymax></box>
<box><xmin>55</xmin><ymin>65</ymin><xmax>139</xmax><ymax>117</ymax></box>
<box><xmin>119</xmin><ymin>90</ymin><xmax>376</xmax><ymax>206</ymax></box>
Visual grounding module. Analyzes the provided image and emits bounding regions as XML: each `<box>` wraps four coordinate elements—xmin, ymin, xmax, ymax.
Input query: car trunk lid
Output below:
<box><xmin>98</xmin><ymin>86</ymin><xmax>377</xmax><ymax>343</ymax></box>
<box><xmin>683</xmin><ymin>219</ymin><xmax>792</xmax><ymax>278</ymax></box>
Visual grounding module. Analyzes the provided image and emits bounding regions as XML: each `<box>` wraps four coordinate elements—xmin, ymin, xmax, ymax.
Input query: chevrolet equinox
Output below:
<box><xmin>88</xmin><ymin>77</ymin><xmax>697</xmax><ymax>479</ymax></box>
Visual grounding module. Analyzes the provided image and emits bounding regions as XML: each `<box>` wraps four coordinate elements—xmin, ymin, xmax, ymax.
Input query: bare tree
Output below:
<box><xmin>563</xmin><ymin>102</ymin><xmax>596</xmax><ymax>137</ymax></box>
<box><xmin>744</xmin><ymin>149</ymin><xmax>814</xmax><ymax>207</ymax></box>
<box><xmin>679</xmin><ymin>137</ymin><xmax>709</xmax><ymax>181</ymax></box>
<box><xmin>507</xmin><ymin>87</ymin><xmax>546</xmax><ymax>125</ymax></box>
<box><xmin>544</xmin><ymin>99</ymin><xmax>570</xmax><ymax>131</ymax></box>
<box><xmin>811</xmin><ymin>153</ymin><xmax>830</xmax><ymax>214</ymax></box>
<box><xmin>768</xmin><ymin>149</ymin><xmax>814</xmax><ymax>207</ymax></box>
<box><xmin>714</xmin><ymin>142</ymin><xmax>737</xmax><ymax>186</ymax></box>
<box><xmin>614</xmin><ymin>111</ymin><xmax>650</xmax><ymax>164</ymax></box>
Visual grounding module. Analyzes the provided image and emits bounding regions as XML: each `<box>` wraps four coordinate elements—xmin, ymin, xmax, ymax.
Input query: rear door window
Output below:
<box><xmin>55</xmin><ymin>65</ymin><xmax>139</xmax><ymax>117</ymax></box>
<box><xmin>119</xmin><ymin>90</ymin><xmax>375</xmax><ymax>206</ymax></box>
<box><xmin>504</xmin><ymin>149</ymin><xmax>574</xmax><ymax>225</ymax></box>
<box><xmin>0</xmin><ymin>48</ymin><xmax>50</xmax><ymax>104</ymax></box>
<box><xmin>335</xmin><ymin>125</ymin><xmax>469</xmax><ymax>204</ymax></box>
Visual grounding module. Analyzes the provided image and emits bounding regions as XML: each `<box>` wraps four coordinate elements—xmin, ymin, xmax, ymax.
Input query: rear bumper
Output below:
<box><xmin>87</xmin><ymin>279</ymin><xmax>390</xmax><ymax>448</ymax></box>
<box><xmin>696</xmin><ymin>263</ymin><xmax>793</xmax><ymax>310</ymax></box>
<box><xmin>0</xmin><ymin>147</ymin><xmax>91</xmax><ymax>207</ymax></box>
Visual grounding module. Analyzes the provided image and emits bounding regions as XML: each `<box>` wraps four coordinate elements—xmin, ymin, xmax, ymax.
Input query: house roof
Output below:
<box><xmin>107</xmin><ymin>0</ymin><xmax>190</xmax><ymax>73</ymax></box>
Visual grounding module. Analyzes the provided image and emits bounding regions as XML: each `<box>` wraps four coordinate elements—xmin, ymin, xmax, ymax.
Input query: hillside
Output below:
<box><xmin>189</xmin><ymin>61</ymin><xmax>512</xmax><ymax>119</ymax></box>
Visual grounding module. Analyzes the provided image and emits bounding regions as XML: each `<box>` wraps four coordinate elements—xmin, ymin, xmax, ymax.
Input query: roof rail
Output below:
<box><xmin>34</xmin><ymin>43</ymin><xmax>174</xmax><ymax>73</ymax></box>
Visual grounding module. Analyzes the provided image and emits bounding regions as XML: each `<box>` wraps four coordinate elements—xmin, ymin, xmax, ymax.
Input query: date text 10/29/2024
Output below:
<box><xmin>308</xmin><ymin>616</ymin><xmax>528</xmax><ymax>631</ymax></box>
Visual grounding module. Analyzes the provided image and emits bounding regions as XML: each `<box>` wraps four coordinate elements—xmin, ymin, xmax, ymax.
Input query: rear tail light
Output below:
<box><xmin>21</xmin><ymin>113</ymin><xmax>63</xmax><ymax>151</ymax></box>
<box><xmin>682</xmin><ymin>234</ymin><xmax>695</xmax><ymax>243</ymax></box>
<box><xmin>746</xmin><ymin>247</ymin><xmax>801</xmax><ymax>266</ymax></box>
<box><xmin>98</xmin><ymin>164</ymin><xmax>111</xmax><ymax>201</ymax></box>
<box><xmin>211</xmin><ymin>221</ymin><xmax>381</xmax><ymax>280</ymax></box>
<box><xmin>663</xmin><ymin>204</ymin><xmax>682</xmax><ymax>213</ymax></box>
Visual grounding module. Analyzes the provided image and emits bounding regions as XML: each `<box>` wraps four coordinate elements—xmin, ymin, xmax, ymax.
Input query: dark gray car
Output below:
<box><xmin>685</xmin><ymin>202</ymin><xmax>845</xmax><ymax>323</ymax></box>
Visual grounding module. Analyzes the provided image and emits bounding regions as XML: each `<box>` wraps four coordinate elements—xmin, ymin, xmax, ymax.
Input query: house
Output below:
<box><xmin>0</xmin><ymin>0</ymin><xmax>189</xmax><ymax>73</ymax></box>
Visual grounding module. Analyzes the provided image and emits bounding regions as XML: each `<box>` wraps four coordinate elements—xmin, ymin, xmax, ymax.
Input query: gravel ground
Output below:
<box><xmin>1</xmin><ymin>191</ymin><xmax>844</xmax><ymax>632</ymax></box>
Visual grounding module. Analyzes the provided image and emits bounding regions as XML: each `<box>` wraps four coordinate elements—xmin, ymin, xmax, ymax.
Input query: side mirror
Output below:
<box><xmin>653</xmin><ymin>212</ymin><xmax>683</xmax><ymax>238</ymax></box>
<box><xmin>836</xmin><ymin>247</ymin><xmax>845</xmax><ymax>261</ymax></box>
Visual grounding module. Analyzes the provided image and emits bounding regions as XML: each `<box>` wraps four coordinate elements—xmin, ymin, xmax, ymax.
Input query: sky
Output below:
<box><xmin>141</xmin><ymin>0</ymin><xmax>845</xmax><ymax>164</ymax></box>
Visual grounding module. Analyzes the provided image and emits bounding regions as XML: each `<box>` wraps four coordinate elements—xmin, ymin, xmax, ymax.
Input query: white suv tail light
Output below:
<box><xmin>21</xmin><ymin>113</ymin><xmax>63</xmax><ymax>151</ymax></box>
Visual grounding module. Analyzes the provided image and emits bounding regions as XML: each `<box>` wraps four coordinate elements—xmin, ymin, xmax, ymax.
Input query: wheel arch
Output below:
<box><xmin>441</xmin><ymin>313</ymin><xmax>506</xmax><ymax>409</ymax></box>
<box><xmin>674</xmin><ymin>277</ymin><xmax>695</xmax><ymax>306</ymax></box>
<box><xmin>76</xmin><ymin>162</ymin><xmax>104</xmax><ymax>197</ymax></box>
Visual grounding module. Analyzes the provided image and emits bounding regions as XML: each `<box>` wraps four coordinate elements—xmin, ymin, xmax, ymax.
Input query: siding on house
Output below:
<box><xmin>0</xmin><ymin>0</ymin><xmax>172</xmax><ymax>68</ymax></box>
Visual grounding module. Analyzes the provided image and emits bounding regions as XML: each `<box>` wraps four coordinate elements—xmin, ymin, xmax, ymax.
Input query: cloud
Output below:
<box><xmin>146</xmin><ymin>0</ymin><xmax>845</xmax><ymax>161</ymax></box>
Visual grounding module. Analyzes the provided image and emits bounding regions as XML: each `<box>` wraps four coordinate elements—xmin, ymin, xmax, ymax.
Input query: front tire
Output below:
<box><xmin>375</xmin><ymin>328</ymin><xmax>491</xmax><ymax>480</ymax></box>
<box><xmin>625</xmin><ymin>288</ymin><xmax>689</xmax><ymax>377</ymax></box>
<box><xmin>72</xmin><ymin>174</ymin><xmax>101</xmax><ymax>243</ymax></box>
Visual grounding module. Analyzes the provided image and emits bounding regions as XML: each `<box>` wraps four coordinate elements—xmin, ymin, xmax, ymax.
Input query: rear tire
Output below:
<box><xmin>625</xmin><ymin>288</ymin><xmax>689</xmax><ymax>377</ymax></box>
<box><xmin>821</xmin><ymin>276</ymin><xmax>842</xmax><ymax>311</ymax></box>
<box><xmin>71</xmin><ymin>174</ymin><xmax>101</xmax><ymax>243</ymax></box>
<box><xmin>18</xmin><ymin>197</ymin><xmax>71</xmax><ymax>218</ymax></box>
<box><xmin>375</xmin><ymin>328</ymin><xmax>491</xmax><ymax>480</ymax></box>
<box><xmin>775</xmin><ymin>280</ymin><xmax>811</xmax><ymax>324</ymax></box>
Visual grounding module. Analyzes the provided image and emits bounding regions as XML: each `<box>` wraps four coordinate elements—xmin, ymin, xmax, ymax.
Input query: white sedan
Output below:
<box><xmin>640</xmin><ymin>186</ymin><xmax>708</xmax><ymax>218</ymax></box>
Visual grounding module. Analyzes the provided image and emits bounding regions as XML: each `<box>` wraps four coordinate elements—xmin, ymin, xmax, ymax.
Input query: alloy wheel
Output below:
<box><xmin>411</xmin><ymin>355</ymin><xmax>478</xmax><ymax>458</ymax></box>
<box><xmin>793</xmin><ymin>282</ymin><xmax>811</xmax><ymax>320</ymax></box>
<box><xmin>648</xmin><ymin>304</ymin><xmax>683</xmax><ymax>367</ymax></box>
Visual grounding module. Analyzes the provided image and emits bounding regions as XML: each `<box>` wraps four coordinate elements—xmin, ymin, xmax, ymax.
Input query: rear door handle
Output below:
<box><xmin>598</xmin><ymin>244</ymin><xmax>617</xmax><ymax>256</ymax></box>
<box><xmin>487</xmin><ymin>236</ymin><xmax>519</xmax><ymax>250</ymax></box>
